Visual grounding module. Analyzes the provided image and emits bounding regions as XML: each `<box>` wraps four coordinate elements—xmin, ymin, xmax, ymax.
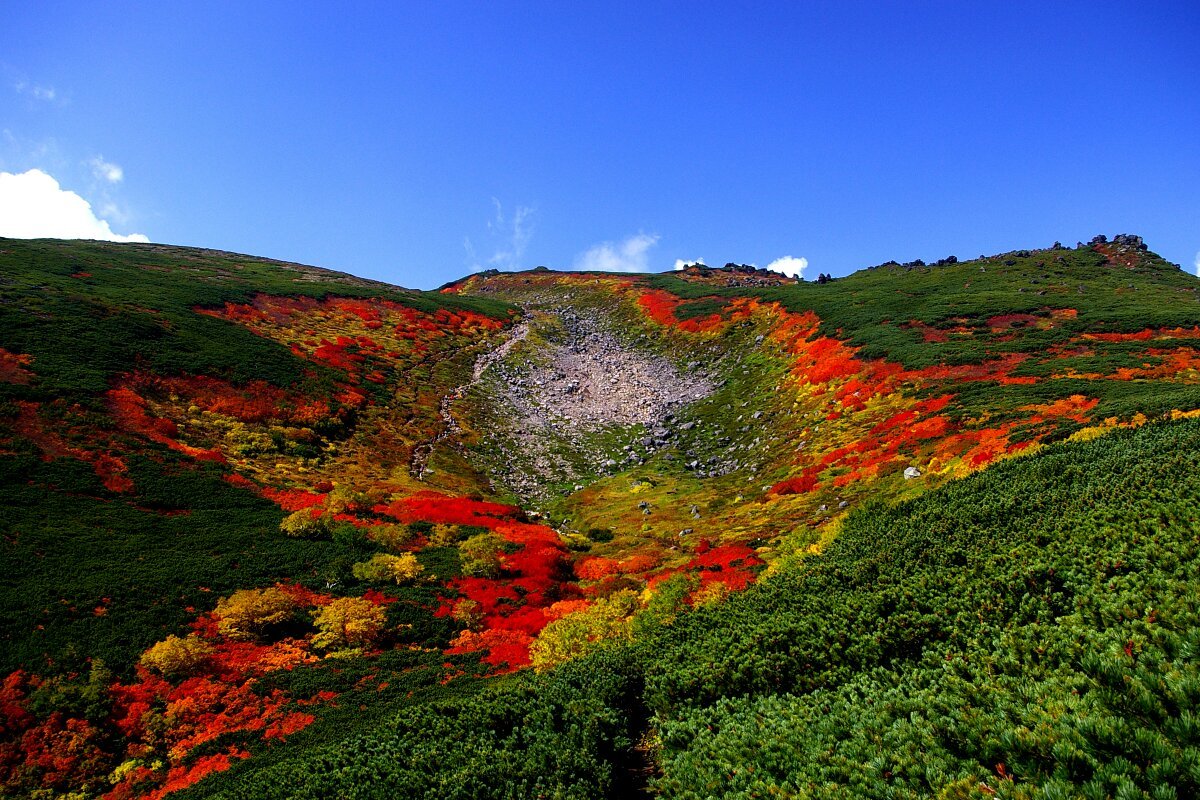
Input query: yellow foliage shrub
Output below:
<box><xmin>529</xmin><ymin>590</ymin><xmax>638</xmax><ymax>672</ymax></box>
<box><xmin>224</xmin><ymin>427</ymin><xmax>275</xmax><ymax>456</ymax></box>
<box><xmin>370</xmin><ymin>523</ymin><xmax>415</xmax><ymax>551</ymax></box>
<box><xmin>312</xmin><ymin>597</ymin><xmax>387</xmax><ymax>651</ymax></box>
<box><xmin>457</xmin><ymin>533</ymin><xmax>505</xmax><ymax>577</ymax></box>
<box><xmin>428</xmin><ymin>524</ymin><xmax>461</xmax><ymax>546</ymax></box>
<box><xmin>214</xmin><ymin>587</ymin><xmax>296</xmax><ymax>640</ymax></box>
<box><xmin>139</xmin><ymin>634</ymin><xmax>212</xmax><ymax>677</ymax></box>
<box><xmin>351</xmin><ymin>552</ymin><xmax>423</xmax><ymax>584</ymax></box>
<box><xmin>451</xmin><ymin>598</ymin><xmax>484</xmax><ymax>631</ymax></box>
<box><xmin>280</xmin><ymin>509</ymin><xmax>331</xmax><ymax>538</ymax></box>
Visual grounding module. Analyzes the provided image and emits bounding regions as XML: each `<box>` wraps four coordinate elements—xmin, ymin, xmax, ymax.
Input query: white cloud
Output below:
<box><xmin>674</xmin><ymin>258</ymin><xmax>706</xmax><ymax>270</ymax></box>
<box><xmin>765</xmin><ymin>255</ymin><xmax>808</xmax><ymax>279</ymax></box>
<box><xmin>0</xmin><ymin>169</ymin><xmax>149</xmax><ymax>242</ymax></box>
<box><xmin>574</xmin><ymin>233</ymin><xmax>660</xmax><ymax>273</ymax></box>
<box><xmin>89</xmin><ymin>156</ymin><xmax>124</xmax><ymax>183</ymax></box>
<box><xmin>1194</xmin><ymin>250</ymin><xmax>1200</xmax><ymax>277</ymax></box>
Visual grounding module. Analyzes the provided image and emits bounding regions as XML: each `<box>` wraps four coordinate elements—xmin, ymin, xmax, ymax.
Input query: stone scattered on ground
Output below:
<box><xmin>463</xmin><ymin>308</ymin><xmax>716</xmax><ymax>501</ymax></box>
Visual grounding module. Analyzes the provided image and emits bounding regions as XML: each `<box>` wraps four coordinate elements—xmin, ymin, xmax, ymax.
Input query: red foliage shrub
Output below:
<box><xmin>274</xmin><ymin>582</ymin><xmax>333</xmax><ymax>608</ymax></box>
<box><xmin>445</xmin><ymin>577</ymin><xmax>521</xmax><ymax>619</ymax></box>
<box><xmin>0</xmin><ymin>671</ymin><xmax>33</xmax><ymax>734</ymax></box>
<box><xmin>689</xmin><ymin>544</ymin><xmax>761</xmax><ymax>571</ymax></box>
<box><xmin>1084</xmin><ymin>328</ymin><xmax>1155</xmax><ymax>342</ymax></box>
<box><xmin>636</xmin><ymin>291</ymin><xmax>728</xmax><ymax>333</ymax></box>
<box><xmin>137</xmin><ymin>749</ymin><xmax>249</xmax><ymax>800</ymax></box>
<box><xmin>908</xmin><ymin>415</ymin><xmax>951</xmax><ymax>440</ymax></box>
<box><xmin>447</xmin><ymin>629</ymin><xmax>534</xmax><ymax>670</ymax></box>
<box><xmin>108</xmin><ymin>387</ymin><xmax>225</xmax><ymax>463</ymax></box>
<box><xmin>377</xmin><ymin>492</ymin><xmax>521</xmax><ymax>528</ymax></box>
<box><xmin>262</xmin><ymin>712</ymin><xmax>315</xmax><ymax>740</ymax></box>
<box><xmin>503</xmin><ymin>543</ymin><xmax>567</xmax><ymax>589</ymax></box>
<box><xmin>11</xmin><ymin>401</ymin><xmax>134</xmax><ymax>492</ymax></box>
<box><xmin>772</xmin><ymin>471</ymin><xmax>820</xmax><ymax>495</ymax></box>
<box><xmin>223</xmin><ymin>473</ymin><xmax>256</xmax><ymax>489</ymax></box>
<box><xmin>361</xmin><ymin>589</ymin><xmax>397</xmax><ymax>606</ymax></box>
<box><xmin>987</xmin><ymin>313</ymin><xmax>1040</xmax><ymax>330</ymax></box>
<box><xmin>4</xmin><ymin>711</ymin><xmax>109</xmax><ymax>793</ymax></box>
<box><xmin>260</xmin><ymin>487</ymin><xmax>327</xmax><ymax>512</ymax></box>
<box><xmin>491</xmin><ymin>605</ymin><xmax>552</xmax><ymax>636</ymax></box>
<box><xmin>312</xmin><ymin>337</ymin><xmax>367</xmax><ymax>372</ymax></box>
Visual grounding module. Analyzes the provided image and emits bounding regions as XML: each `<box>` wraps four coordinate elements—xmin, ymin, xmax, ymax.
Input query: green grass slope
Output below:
<box><xmin>0</xmin><ymin>238</ymin><xmax>511</xmax><ymax>674</ymax></box>
<box><xmin>189</xmin><ymin>417</ymin><xmax>1200</xmax><ymax>800</ymax></box>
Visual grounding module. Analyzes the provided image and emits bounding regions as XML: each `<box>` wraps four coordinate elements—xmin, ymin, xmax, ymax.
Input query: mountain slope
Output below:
<box><xmin>189</xmin><ymin>416</ymin><xmax>1200</xmax><ymax>800</ymax></box>
<box><xmin>1</xmin><ymin>235</ymin><xmax>1198</xmax><ymax>798</ymax></box>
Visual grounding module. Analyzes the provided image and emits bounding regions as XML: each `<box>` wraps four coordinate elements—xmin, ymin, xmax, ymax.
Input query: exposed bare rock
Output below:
<box><xmin>461</xmin><ymin>308</ymin><xmax>715</xmax><ymax>502</ymax></box>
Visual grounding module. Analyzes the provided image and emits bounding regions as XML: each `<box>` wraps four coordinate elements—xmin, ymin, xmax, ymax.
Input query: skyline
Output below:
<box><xmin>2</xmin><ymin>1</ymin><xmax>1198</xmax><ymax>288</ymax></box>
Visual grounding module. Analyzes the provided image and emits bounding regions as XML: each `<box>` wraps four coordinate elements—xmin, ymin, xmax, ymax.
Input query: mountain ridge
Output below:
<box><xmin>1</xmin><ymin>234</ymin><xmax>1198</xmax><ymax>799</ymax></box>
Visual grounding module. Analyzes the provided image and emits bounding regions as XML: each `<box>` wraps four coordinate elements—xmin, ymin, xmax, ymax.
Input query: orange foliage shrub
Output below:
<box><xmin>0</xmin><ymin>348</ymin><xmax>34</xmax><ymax>384</ymax></box>
<box><xmin>575</xmin><ymin>557</ymin><xmax>619</xmax><ymax>581</ymax></box>
<box><xmin>108</xmin><ymin>386</ymin><xmax>226</xmax><ymax>463</ymax></box>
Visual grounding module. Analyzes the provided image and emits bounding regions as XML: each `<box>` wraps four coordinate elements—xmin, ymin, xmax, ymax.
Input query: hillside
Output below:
<box><xmin>1</xmin><ymin>235</ymin><xmax>1198</xmax><ymax>798</ymax></box>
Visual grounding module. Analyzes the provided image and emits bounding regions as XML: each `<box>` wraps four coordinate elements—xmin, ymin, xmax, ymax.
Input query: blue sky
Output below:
<box><xmin>1</xmin><ymin>1</ymin><xmax>1197</xmax><ymax>288</ymax></box>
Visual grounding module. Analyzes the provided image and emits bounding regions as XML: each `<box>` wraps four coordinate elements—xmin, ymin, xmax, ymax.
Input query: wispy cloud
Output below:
<box><xmin>4</xmin><ymin>66</ymin><xmax>63</xmax><ymax>105</ymax></box>
<box><xmin>1194</xmin><ymin>250</ymin><xmax>1199</xmax><ymax>277</ymax></box>
<box><xmin>574</xmin><ymin>233</ymin><xmax>660</xmax><ymax>273</ymax></box>
<box><xmin>14</xmin><ymin>80</ymin><xmax>56</xmax><ymax>102</ymax></box>
<box><xmin>465</xmin><ymin>199</ymin><xmax>535</xmax><ymax>270</ymax></box>
<box><xmin>0</xmin><ymin>169</ymin><xmax>149</xmax><ymax>242</ymax></box>
<box><xmin>85</xmin><ymin>155</ymin><xmax>134</xmax><ymax>224</ymax></box>
<box><xmin>673</xmin><ymin>258</ymin><xmax>706</xmax><ymax>270</ymax></box>
<box><xmin>89</xmin><ymin>155</ymin><xmax>124</xmax><ymax>184</ymax></box>
<box><xmin>765</xmin><ymin>255</ymin><xmax>808</xmax><ymax>279</ymax></box>
<box><xmin>0</xmin><ymin>129</ymin><xmax>62</xmax><ymax>175</ymax></box>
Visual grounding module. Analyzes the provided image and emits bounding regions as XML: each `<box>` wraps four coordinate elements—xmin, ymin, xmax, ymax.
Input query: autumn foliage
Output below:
<box><xmin>7</xmin><ymin>237</ymin><xmax>1200</xmax><ymax>798</ymax></box>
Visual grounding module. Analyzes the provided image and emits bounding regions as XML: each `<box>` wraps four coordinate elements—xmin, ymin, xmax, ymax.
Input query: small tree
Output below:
<box><xmin>139</xmin><ymin>635</ymin><xmax>212</xmax><ymax>677</ymax></box>
<box><xmin>351</xmin><ymin>552</ymin><xmax>423</xmax><ymax>584</ymax></box>
<box><xmin>280</xmin><ymin>509</ymin><xmax>331</xmax><ymax>539</ymax></box>
<box><xmin>370</xmin><ymin>523</ymin><xmax>414</xmax><ymax>551</ymax></box>
<box><xmin>450</xmin><ymin>598</ymin><xmax>484</xmax><ymax>631</ymax></box>
<box><xmin>214</xmin><ymin>587</ymin><xmax>296</xmax><ymax>640</ymax></box>
<box><xmin>312</xmin><ymin>597</ymin><xmax>387</xmax><ymax>651</ymax></box>
<box><xmin>325</xmin><ymin>485</ymin><xmax>384</xmax><ymax>515</ymax></box>
<box><xmin>457</xmin><ymin>533</ymin><xmax>505</xmax><ymax>578</ymax></box>
<box><xmin>427</xmin><ymin>524</ymin><xmax>461</xmax><ymax>546</ymax></box>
